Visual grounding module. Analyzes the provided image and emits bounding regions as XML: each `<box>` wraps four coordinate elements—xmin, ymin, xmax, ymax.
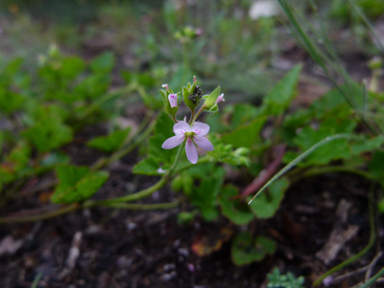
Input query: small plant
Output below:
<box><xmin>267</xmin><ymin>268</ymin><xmax>305</xmax><ymax>288</ymax></box>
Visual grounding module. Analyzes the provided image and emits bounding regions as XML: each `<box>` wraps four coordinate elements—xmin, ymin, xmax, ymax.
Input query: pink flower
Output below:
<box><xmin>162</xmin><ymin>84</ymin><xmax>169</xmax><ymax>90</ymax></box>
<box><xmin>168</xmin><ymin>93</ymin><xmax>178</xmax><ymax>108</ymax></box>
<box><xmin>162</xmin><ymin>121</ymin><xmax>214</xmax><ymax>164</ymax></box>
<box><xmin>216</xmin><ymin>93</ymin><xmax>225</xmax><ymax>103</ymax></box>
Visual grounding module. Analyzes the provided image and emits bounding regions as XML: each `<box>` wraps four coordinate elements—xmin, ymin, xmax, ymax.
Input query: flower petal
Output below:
<box><xmin>185</xmin><ymin>138</ymin><xmax>198</xmax><ymax>164</ymax></box>
<box><xmin>173</xmin><ymin>121</ymin><xmax>191</xmax><ymax>135</ymax></box>
<box><xmin>168</xmin><ymin>94</ymin><xmax>178</xmax><ymax>108</ymax></box>
<box><xmin>162</xmin><ymin>136</ymin><xmax>184</xmax><ymax>149</ymax></box>
<box><xmin>191</xmin><ymin>122</ymin><xmax>210</xmax><ymax>136</ymax></box>
<box><xmin>193</xmin><ymin>135</ymin><xmax>214</xmax><ymax>151</ymax></box>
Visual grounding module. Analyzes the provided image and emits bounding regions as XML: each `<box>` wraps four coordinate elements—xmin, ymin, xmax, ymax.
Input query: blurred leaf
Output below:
<box><xmin>285</xmin><ymin>119</ymin><xmax>357</xmax><ymax>165</ymax></box>
<box><xmin>90</xmin><ymin>52</ymin><xmax>115</xmax><ymax>74</ymax></box>
<box><xmin>171</xmin><ymin>171</ymin><xmax>193</xmax><ymax>196</ymax></box>
<box><xmin>190</xmin><ymin>167</ymin><xmax>225</xmax><ymax>221</ymax></box>
<box><xmin>219</xmin><ymin>185</ymin><xmax>254</xmax><ymax>225</ymax></box>
<box><xmin>351</xmin><ymin>136</ymin><xmax>384</xmax><ymax>155</ymax></box>
<box><xmin>208</xmin><ymin>135</ymin><xmax>250</xmax><ymax>166</ymax></box>
<box><xmin>22</xmin><ymin>117</ymin><xmax>73</xmax><ymax>153</ymax></box>
<box><xmin>75</xmin><ymin>74</ymin><xmax>111</xmax><ymax>99</ymax></box>
<box><xmin>310</xmin><ymin>86</ymin><xmax>351</xmax><ymax>119</ymax></box>
<box><xmin>61</xmin><ymin>56</ymin><xmax>86</xmax><ymax>79</ymax></box>
<box><xmin>87</xmin><ymin>128</ymin><xmax>131</xmax><ymax>153</ymax></box>
<box><xmin>148</xmin><ymin>112</ymin><xmax>177</xmax><ymax>163</ymax></box>
<box><xmin>368</xmin><ymin>151</ymin><xmax>384</xmax><ymax>181</ymax></box>
<box><xmin>0</xmin><ymin>142</ymin><xmax>32</xmax><ymax>183</ymax></box>
<box><xmin>0</xmin><ymin>87</ymin><xmax>25</xmax><ymax>114</ymax></box>
<box><xmin>132</xmin><ymin>157</ymin><xmax>161</xmax><ymax>176</ymax></box>
<box><xmin>231</xmin><ymin>232</ymin><xmax>276</xmax><ymax>266</ymax></box>
<box><xmin>249</xmin><ymin>178</ymin><xmax>289</xmax><ymax>218</ymax></box>
<box><xmin>221</xmin><ymin>117</ymin><xmax>266</xmax><ymax>149</ymax></box>
<box><xmin>52</xmin><ymin>165</ymin><xmax>109</xmax><ymax>204</ymax></box>
<box><xmin>263</xmin><ymin>64</ymin><xmax>302</xmax><ymax>116</ymax></box>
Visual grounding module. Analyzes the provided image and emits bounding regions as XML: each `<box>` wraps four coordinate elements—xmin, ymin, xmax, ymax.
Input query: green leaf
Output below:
<box><xmin>351</xmin><ymin>136</ymin><xmax>384</xmax><ymax>155</ymax></box>
<box><xmin>219</xmin><ymin>185</ymin><xmax>254</xmax><ymax>225</ymax></box>
<box><xmin>207</xmin><ymin>135</ymin><xmax>250</xmax><ymax>166</ymax></box>
<box><xmin>171</xmin><ymin>171</ymin><xmax>193</xmax><ymax>196</ymax></box>
<box><xmin>0</xmin><ymin>142</ymin><xmax>32</xmax><ymax>183</ymax></box>
<box><xmin>263</xmin><ymin>64</ymin><xmax>302</xmax><ymax>116</ymax></box>
<box><xmin>0</xmin><ymin>87</ymin><xmax>25</xmax><ymax>114</ymax></box>
<box><xmin>148</xmin><ymin>111</ymin><xmax>177</xmax><ymax>163</ymax></box>
<box><xmin>310</xmin><ymin>85</ymin><xmax>351</xmax><ymax>119</ymax></box>
<box><xmin>368</xmin><ymin>151</ymin><xmax>384</xmax><ymax>180</ymax></box>
<box><xmin>87</xmin><ymin>128</ymin><xmax>131</xmax><ymax>153</ymax></box>
<box><xmin>61</xmin><ymin>56</ymin><xmax>86</xmax><ymax>79</ymax></box>
<box><xmin>90</xmin><ymin>52</ymin><xmax>115</xmax><ymax>74</ymax></box>
<box><xmin>286</xmin><ymin>119</ymin><xmax>357</xmax><ymax>165</ymax></box>
<box><xmin>52</xmin><ymin>165</ymin><xmax>109</xmax><ymax>204</ymax></box>
<box><xmin>231</xmin><ymin>232</ymin><xmax>276</xmax><ymax>266</ymax></box>
<box><xmin>22</xmin><ymin>117</ymin><xmax>73</xmax><ymax>153</ymax></box>
<box><xmin>190</xmin><ymin>167</ymin><xmax>225</xmax><ymax>221</ymax></box>
<box><xmin>132</xmin><ymin>157</ymin><xmax>162</xmax><ymax>175</ymax></box>
<box><xmin>75</xmin><ymin>74</ymin><xmax>111</xmax><ymax>99</ymax></box>
<box><xmin>249</xmin><ymin>178</ymin><xmax>289</xmax><ymax>218</ymax></box>
<box><xmin>221</xmin><ymin>117</ymin><xmax>266</xmax><ymax>148</ymax></box>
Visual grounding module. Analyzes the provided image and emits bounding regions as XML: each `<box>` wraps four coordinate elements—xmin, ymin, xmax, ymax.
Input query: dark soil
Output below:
<box><xmin>1</xmin><ymin>140</ymin><xmax>382</xmax><ymax>288</ymax></box>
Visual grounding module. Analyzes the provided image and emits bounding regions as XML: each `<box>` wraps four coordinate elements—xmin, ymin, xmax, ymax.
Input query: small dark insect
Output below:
<box><xmin>188</xmin><ymin>85</ymin><xmax>203</xmax><ymax>104</ymax></box>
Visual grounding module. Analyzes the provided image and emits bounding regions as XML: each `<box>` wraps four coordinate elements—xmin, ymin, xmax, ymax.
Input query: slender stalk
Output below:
<box><xmin>358</xmin><ymin>267</ymin><xmax>384</xmax><ymax>288</ymax></box>
<box><xmin>193</xmin><ymin>105</ymin><xmax>206</xmax><ymax>122</ymax></box>
<box><xmin>93</xmin><ymin>177</ymin><xmax>167</xmax><ymax>205</ymax></box>
<box><xmin>0</xmin><ymin>203</ymin><xmax>79</xmax><ymax>224</ymax></box>
<box><xmin>103</xmin><ymin>202</ymin><xmax>178</xmax><ymax>210</ymax></box>
<box><xmin>189</xmin><ymin>109</ymin><xmax>195</xmax><ymax>125</ymax></box>
<box><xmin>313</xmin><ymin>185</ymin><xmax>376</xmax><ymax>286</ymax></box>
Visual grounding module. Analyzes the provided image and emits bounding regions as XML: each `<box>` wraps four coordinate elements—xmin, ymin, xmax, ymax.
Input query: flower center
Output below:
<box><xmin>184</xmin><ymin>131</ymin><xmax>195</xmax><ymax>138</ymax></box>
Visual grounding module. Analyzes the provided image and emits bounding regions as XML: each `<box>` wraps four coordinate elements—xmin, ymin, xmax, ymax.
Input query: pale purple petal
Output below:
<box><xmin>162</xmin><ymin>136</ymin><xmax>184</xmax><ymax>149</ymax></box>
<box><xmin>185</xmin><ymin>138</ymin><xmax>198</xmax><ymax>164</ymax></box>
<box><xmin>193</xmin><ymin>135</ymin><xmax>214</xmax><ymax>151</ymax></box>
<box><xmin>216</xmin><ymin>93</ymin><xmax>225</xmax><ymax>103</ymax></box>
<box><xmin>191</xmin><ymin>122</ymin><xmax>210</xmax><ymax>136</ymax></box>
<box><xmin>168</xmin><ymin>94</ymin><xmax>178</xmax><ymax>108</ymax></box>
<box><xmin>173</xmin><ymin>121</ymin><xmax>191</xmax><ymax>135</ymax></box>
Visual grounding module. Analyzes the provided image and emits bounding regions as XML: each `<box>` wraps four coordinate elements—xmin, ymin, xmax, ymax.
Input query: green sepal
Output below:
<box><xmin>203</xmin><ymin>86</ymin><xmax>220</xmax><ymax>110</ymax></box>
<box><xmin>160</xmin><ymin>89</ymin><xmax>179</xmax><ymax>118</ymax></box>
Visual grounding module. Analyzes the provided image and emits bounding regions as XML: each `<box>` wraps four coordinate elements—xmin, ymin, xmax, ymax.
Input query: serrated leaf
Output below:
<box><xmin>22</xmin><ymin>117</ymin><xmax>73</xmax><ymax>153</ymax></box>
<box><xmin>219</xmin><ymin>185</ymin><xmax>254</xmax><ymax>225</ymax></box>
<box><xmin>87</xmin><ymin>128</ymin><xmax>131</xmax><ymax>153</ymax></box>
<box><xmin>249</xmin><ymin>178</ymin><xmax>288</xmax><ymax>218</ymax></box>
<box><xmin>52</xmin><ymin>165</ymin><xmax>109</xmax><ymax>204</ymax></box>
<box><xmin>263</xmin><ymin>64</ymin><xmax>302</xmax><ymax>116</ymax></box>
<box><xmin>231</xmin><ymin>232</ymin><xmax>276</xmax><ymax>266</ymax></box>
<box><xmin>221</xmin><ymin>117</ymin><xmax>266</xmax><ymax>148</ymax></box>
<box><xmin>90</xmin><ymin>52</ymin><xmax>115</xmax><ymax>74</ymax></box>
